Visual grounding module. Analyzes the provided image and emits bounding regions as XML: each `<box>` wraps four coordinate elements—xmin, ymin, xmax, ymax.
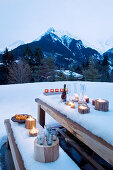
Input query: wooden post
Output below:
<box><xmin>38</xmin><ymin>104</ymin><xmax>45</xmax><ymax>128</ymax></box>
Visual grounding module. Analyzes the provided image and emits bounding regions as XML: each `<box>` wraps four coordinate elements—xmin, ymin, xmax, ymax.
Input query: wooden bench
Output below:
<box><xmin>4</xmin><ymin>119</ymin><xmax>25</xmax><ymax>170</ymax></box>
<box><xmin>35</xmin><ymin>98</ymin><xmax>113</xmax><ymax>167</ymax></box>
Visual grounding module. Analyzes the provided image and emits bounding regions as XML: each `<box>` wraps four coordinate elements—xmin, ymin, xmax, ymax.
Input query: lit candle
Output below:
<box><xmin>79</xmin><ymin>105</ymin><xmax>88</xmax><ymax>110</ymax></box>
<box><xmin>55</xmin><ymin>89</ymin><xmax>59</xmax><ymax>92</ymax></box>
<box><xmin>78</xmin><ymin>105</ymin><xmax>90</xmax><ymax>114</ymax></box>
<box><xmin>50</xmin><ymin>89</ymin><xmax>54</xmax><ymax>93</ymax></box>
<box><xmin>70</xmin><ymin>102</ymin><xmax>75</xmax><ymax>109</ymax></box>
<box><xmin>45</xmin><ymin>89</ymin><xmax>49</xmax><ymax>93</ymax></box>
<box><xmin>25</xmin><ymin>116</ymin><xmax>36</xmax><ymax>129</ymax></box>
<box><xmin>75</xmin><ymin>93</ymin><xmax>79</xmax><ymax>102</ymax></box>
<box><xmin>29</xmin><ymin>127</ymin><xmax>39</xmax><ymax>137</ymax></box>
<box><xmin>60</xmin><ymin>88</ymin><xmax>63</xmax><ymax>92</ymax></box>
<box><xmin>97</xmin><ymin>99</ymin><xmax>106</xmax><ymax>103</ymax></box>
<box><xmin>85</xmin><ymin>95</ymin><xmax>89</xmax><ymax>103</ymax></box>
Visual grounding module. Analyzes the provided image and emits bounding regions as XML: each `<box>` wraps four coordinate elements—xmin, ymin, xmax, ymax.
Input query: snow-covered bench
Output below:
<box><xmin>4</xmin><ymin>119</ymin><xmax>80</xmax><ymax>170</ymax></box>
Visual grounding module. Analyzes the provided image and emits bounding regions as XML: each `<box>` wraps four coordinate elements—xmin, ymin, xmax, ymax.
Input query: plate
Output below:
<box><xmin>11</xmin><ymin>114</ymin><xmax>30</xmax><ymax>123</ymax></box>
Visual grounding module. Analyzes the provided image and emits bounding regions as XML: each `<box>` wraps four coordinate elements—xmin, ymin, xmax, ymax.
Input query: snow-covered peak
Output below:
<box><xmin>7</xmin><ymin>40</ymin><xmax>24</xmax><ymax>51</ymax></box>
<box><xmin>107</xmin><ymin>48</ymin><xmax>113</xmax><ymax>53</ymax></box>
<box><xmin>61</xmin><ymin>35</ymin><xmax>73</xmax><ymax>48</ymax></box>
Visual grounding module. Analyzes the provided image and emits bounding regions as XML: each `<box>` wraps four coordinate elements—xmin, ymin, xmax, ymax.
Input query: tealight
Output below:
<box><xmin>70</xmin><ymin>102</ymin><xmax>75</xmax><ymax>109</ymax></box>
<box><xmin>29</xmin><ymin>127</ymin><xmax>39</xmax><ymax>137</ymax></box>
<box><xmin>97</xmin><ymin>99</ymin><xmax>106</xmax><ymax>103</ymax></box>
<box><xmin>45</xmin><ymin>89</ymin><xmax>49</xmax><ymax>93</ymax></box>
<box><xmin>78</xmin><ymin>105</ymin><xmax>90</xmax><ymax>114</ymax></box>
<box><xmin>50</xmin><ymin>89</ymin><xmax>54</xmax><ymax>93</ymax></box>
<box><xmin>55</xmin><ymin>89</ymin><xmax>59</xmax><ymax>92</ymax></box>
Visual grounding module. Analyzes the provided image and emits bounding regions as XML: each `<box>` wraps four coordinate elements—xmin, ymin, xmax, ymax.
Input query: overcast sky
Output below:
<box><xmin>0</xmin><ymin>0</ymin><xmax>113</xmax><ymax>51</ymax></box>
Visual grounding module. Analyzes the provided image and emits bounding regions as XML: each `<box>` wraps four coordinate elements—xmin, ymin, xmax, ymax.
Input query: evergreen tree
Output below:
<box><xmin>110</xmin><ymin>69</ymin><xmax>113</xmax><ymax>82</ymax></box>
<box><xmin>33</xmin><ymin>47</ymin><xmax>44</xmax><ymax>66</ymax></box>
<box><xmin>23</xmin><ymin>44</ymin><xmax>33</xmax><ymax>65</ymax></box>
<box><xmin>1</xmin><ymin>48</ymin><xmax>14</xmax><ymax>66</ymax></box>
<box><xmin>101</xmin><ymin>55</ymin><xmax>110</xmax><ymax>82</ymax></box>
<box><xmin>83</xmin><ymin>56</ymin><xmax>100</xmax><ymax>82</ymax></box>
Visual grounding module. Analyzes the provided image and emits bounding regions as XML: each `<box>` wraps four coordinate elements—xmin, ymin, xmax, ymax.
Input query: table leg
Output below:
<box><xmin>38</xmin><ymin>104</ymin><xmax>45</xmax><ymax>128</ymax></box>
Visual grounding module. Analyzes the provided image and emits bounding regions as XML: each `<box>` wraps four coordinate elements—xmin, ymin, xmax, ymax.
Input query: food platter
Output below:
<box><xmin>11</xmin><ymin>114</ymin><xmax>30</xmax><ymax>123</ymax></box>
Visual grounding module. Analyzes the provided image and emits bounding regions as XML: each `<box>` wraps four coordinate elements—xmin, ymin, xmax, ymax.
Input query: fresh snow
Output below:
<box><xmin>0</xmin><ymin>81</ymin><xmax>113</xmax><ymax>168</ymax></box>
<box><xmin>56</xmin><ymin>70</ymin><xmax>83</xmax><ymax>79</ymax></box>
<box><xmin>10</xmin><ymin>121</ymin><xmax>80</xmax><ymax>170</ymax></box>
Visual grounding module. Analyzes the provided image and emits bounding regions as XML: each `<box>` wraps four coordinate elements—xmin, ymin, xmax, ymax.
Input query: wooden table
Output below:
<box><xmin>35</xmin><ymin>98</ymin><xmax>113</xmax><ymax>166</ymax></box>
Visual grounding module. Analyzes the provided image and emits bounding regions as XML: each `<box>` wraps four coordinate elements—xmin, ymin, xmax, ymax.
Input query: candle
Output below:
<box><xmin>75</xmin><ymin>93</ymin><xmax>79</xmax><ymax>102</ymax></box>
<box><xmin>78</xmin><ymin>105</ymin><xmax>90</xmax><ymax>114</ymax></box>
<box><xmin>97</xmin><ymin>99</ymin><xmax>106</xmax><ymax>102</ymax></box>
<box><xmin>79</xmin><ymin>105</ymin><xmax>88</xmax><ymax>110</ymax></box>
<box><xmin>25</xmin><ymin>116</ymin><xmax>36</xmax><ymax>129</ymax></box>
<box><xmin>60</xmin><ymin>88</ymin><xmax>63</xmax><ymax>92</ymax></box>
<box><xmin>70</xmin><ymin>102</ymin><xmax>75</xmax><ymax>109</ymax></box>
<box><xmin>50</xmin><ymin>89</ymin><xmax>54</xmax><ymax>93</ymax></box>
<box><xmin>85</xmin><ymin>96</ymin><xmax>89</xmax><ymax>103</ymax></box>
<box><xmin>45</xmin><ymin>89</ymin><xmax>49</xmax><ymax>93</ymax></box>
<box><xmin>29</xmin><ymin>127</ymin><xmax>39</xmax><ymax>137</ymax></box>
<box><xmin>55</xmin><ymin>89</ymin><xmax>59</xmax><ymax>92</ymax></box>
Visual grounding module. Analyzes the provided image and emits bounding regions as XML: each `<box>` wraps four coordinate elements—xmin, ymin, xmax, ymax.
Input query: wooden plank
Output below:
<box><xmin>57</xmin><ymin>128</ymin><xmax>105</xmax><ymax>170</ymax></box>
<box><xmin>35</xmin><ymin>98</ymin><xmax>113</xmax><ymax>166</ymax></box>
<box><xmin>4</xmin><ymin>119</ymin><xmax>26</xmax><ymax>170</ymax></box>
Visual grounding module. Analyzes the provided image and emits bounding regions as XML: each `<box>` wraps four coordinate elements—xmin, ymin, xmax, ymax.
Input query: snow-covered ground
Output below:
<box><xmin>0</xmin><ymin>81</ymin><xmax>113</xmax><ymax>169</ymax></box>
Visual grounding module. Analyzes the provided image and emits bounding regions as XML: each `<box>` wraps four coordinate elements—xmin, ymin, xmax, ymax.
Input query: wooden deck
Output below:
<box><xmin>35</xmin><ymin>98</ymin><xmax>113</xmax><ymax>166</ymax></box>
<box><xmin>4</xmin><ymin>119</ymin><xmax>25</xmax><ymax>170</ymax></box>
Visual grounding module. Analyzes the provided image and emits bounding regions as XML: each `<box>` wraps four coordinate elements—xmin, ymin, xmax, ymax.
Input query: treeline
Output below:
<box><xmin>0</xmin><ymin>44</ymin><xmax>113</xmax><ymax>85</ymax></box>
<box><xmin>75</xmin><ymin>55</ymin><xmax>113</xmax><ymax>82</ymax></box>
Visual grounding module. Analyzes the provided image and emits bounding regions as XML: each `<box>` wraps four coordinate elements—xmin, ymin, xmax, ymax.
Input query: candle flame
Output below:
<box><xmin>97</xmin><ymin>99</ymin><xmax>105</xmax><ymax>102</ymax></box>
<box><xmin>79</xmin><ymin>105</ymin><xmax>87</xmax><ymax>109</ymax></box>
<box><xmin>27</xmin><ymin>116</ymin><xmax>34</xmax><ymax>120</ymax></box>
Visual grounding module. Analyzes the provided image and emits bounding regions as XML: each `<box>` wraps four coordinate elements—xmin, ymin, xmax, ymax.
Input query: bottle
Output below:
<box><xmin>61</xmin><ymin>84</ymin><xmax>66</xmax><ymax>102</ymax></box>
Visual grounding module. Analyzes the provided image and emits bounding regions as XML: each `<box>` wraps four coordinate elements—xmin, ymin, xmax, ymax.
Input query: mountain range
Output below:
<box><xmin>1</xmin><ymin>28</ymin><xmax>113</xmax><ymax>68</ymax></box>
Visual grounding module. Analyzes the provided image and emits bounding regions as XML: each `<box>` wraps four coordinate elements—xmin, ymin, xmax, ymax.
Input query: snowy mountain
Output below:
<box><xmin>0</xmin><ymin>40</ymin><xmax>24</xmax><ymax>52</ymax></box>
<box><xmin>11</xmin><ymin>28</ymin><xmax>101</xmax><ymax>69</ymax></box>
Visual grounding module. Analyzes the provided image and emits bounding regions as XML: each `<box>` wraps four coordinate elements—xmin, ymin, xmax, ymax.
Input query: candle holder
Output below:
<box><xmin>95</xmin><ymin>99</ymin><xmax>109</xmax><ymax>112</ymax></box>
<box><xmin>78</xmin><ymin>104</ymin><xmax>90</xmax><ymax>114</ymax></box>
<box><xmin>25</xmin><ymin>116</ymin><xmax>36</xmax><ymax>129</ymax></box>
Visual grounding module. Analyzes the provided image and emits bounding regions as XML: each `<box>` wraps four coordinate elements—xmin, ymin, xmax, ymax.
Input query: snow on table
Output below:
<box><xmin>10</xmin><ymin>121</ymin><xmax>80</xmax><ymax>170</ymax></box>
<box><xmin>39</xmin><ymin>94</ymin><xmax>113</xmax><ymax>146</ymax></box>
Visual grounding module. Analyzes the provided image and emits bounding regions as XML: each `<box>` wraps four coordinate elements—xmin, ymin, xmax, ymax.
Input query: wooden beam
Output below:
<box><xmin>35</xmin><ymin>98</ymin><xmax>113</xmax><ymax>166</ymax></box>
<box><xmin>57</xmin><ymin>128</ymin><xmax>105</xmax><ymax>170</ymax></box>
<box><xmin>38</xmin><ymin>104</ymin><xmax>45</xmax><ymax>128</ymax></box>
<box><xmin>4</xmin><ymin>119</ymin><xmax>26</xmax><ymax>170</ymax></box>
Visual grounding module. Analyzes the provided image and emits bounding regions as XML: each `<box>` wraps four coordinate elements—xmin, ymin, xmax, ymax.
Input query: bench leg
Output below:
<box><xmin>37</xmin><ymin>104</ymin><xmax>45</xmax><ymax>128</ymax></box>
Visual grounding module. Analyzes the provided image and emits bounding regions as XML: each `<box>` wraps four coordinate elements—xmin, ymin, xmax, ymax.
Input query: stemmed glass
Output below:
<box><xmin>80</xmin><ymin>84</ymin><xmax>86</xmax><ymax>102</ymax></box>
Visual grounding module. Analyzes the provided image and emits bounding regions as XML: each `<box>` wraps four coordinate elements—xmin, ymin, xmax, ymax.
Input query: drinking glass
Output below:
<box><xmin>52</xmin><ymin>129</ymin><xmax>57</xmax><ymax>141</ymax></box>
<box><xmin>46</xmin><ymin>132</ymin><xmax>53</xmax><ymax>146</ymax></box>
<box><xmin>37</xmin><ymin>131</ymin><xmax>45</xmax><ymax>145</ymax></box>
